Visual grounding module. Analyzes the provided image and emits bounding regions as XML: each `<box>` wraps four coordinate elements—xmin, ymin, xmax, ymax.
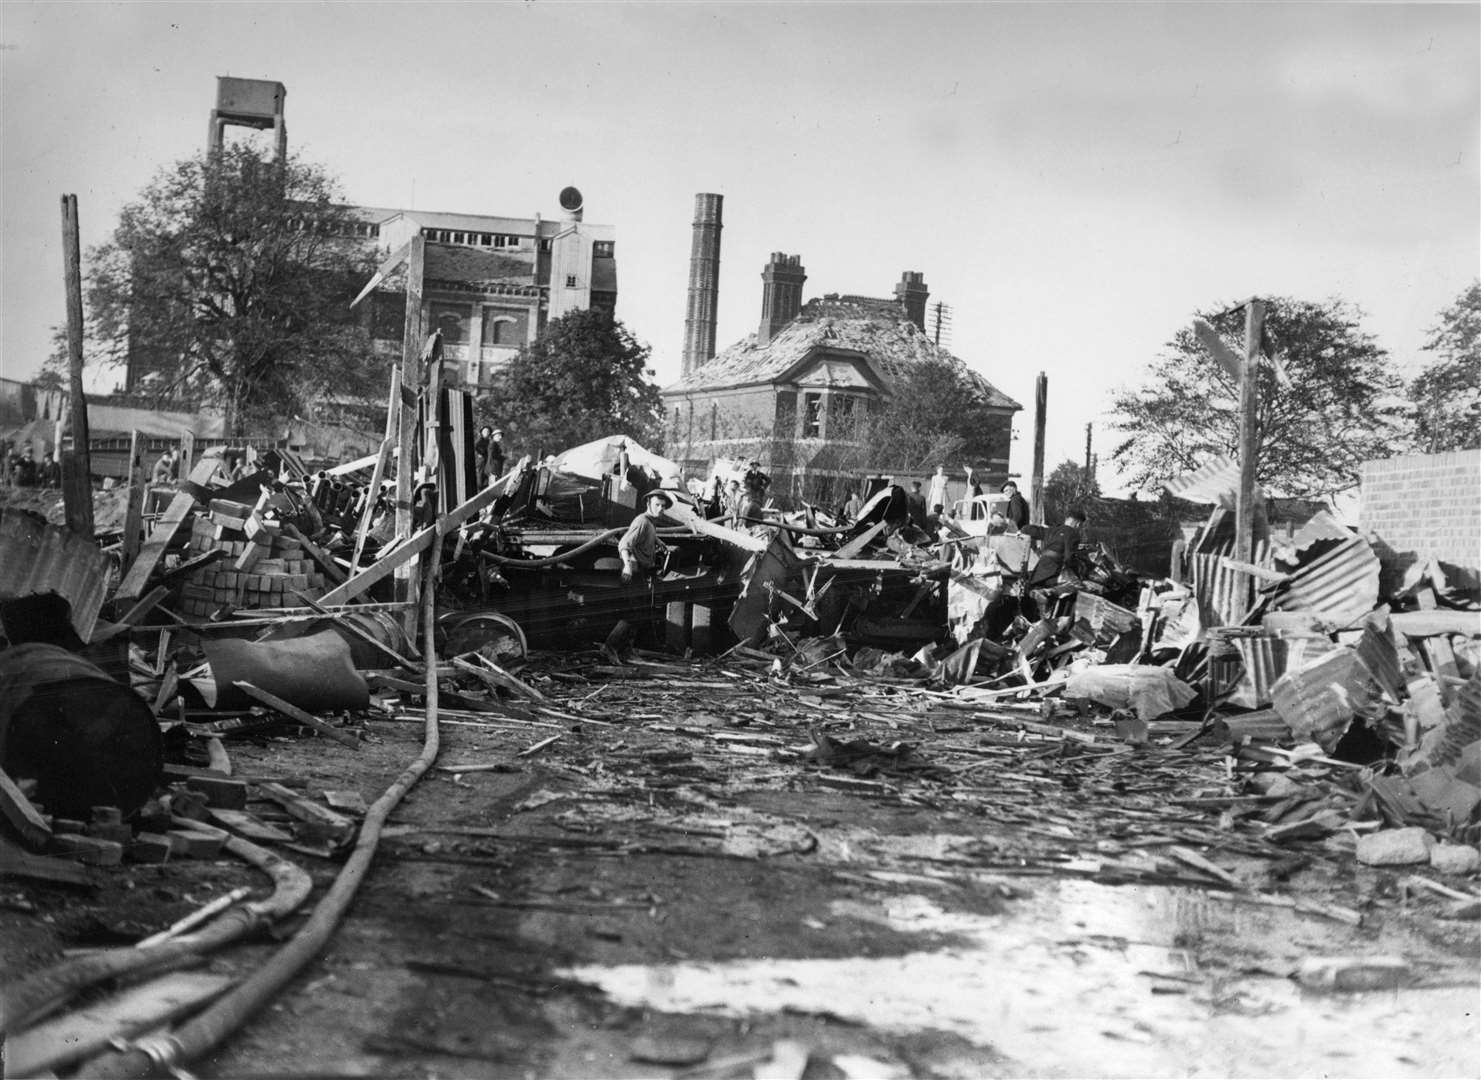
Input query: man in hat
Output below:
<box><xmin>40</xmin><ymin>450</ymin><xmax>62</xmax><ymax>488</ymax></box>
<box><xmin>619</xmin><ymin>489</ymin><xmax>673</xmax><ymax>584</ymax></box>
<box><xmin>487</xmin><ymin>428</ymin><xmax>506</xmax><ymax>483</ymax></box>
<box><xmin>1000</xmin><ymin>480</ymin><xmax>1030</xmax><ymax>532</ymax></box>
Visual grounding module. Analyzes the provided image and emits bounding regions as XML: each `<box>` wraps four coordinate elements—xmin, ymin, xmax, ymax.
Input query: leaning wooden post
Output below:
<box><xmin>1029</xmin><ymin>371</ymin><xmax>1047</xmax><ymax>525</ymax></box>
<box><xmin>395</xmin><ymin>234</ymin><xmax>427</xmax><ymax>637</ymax></box>
<box><xmin>60</xmin><ymin>194</ymin><xmax>94</xmax><ymax>540</ymax></box>
<box><xmin>1234</xmin><ymin>299</ymin><xmax>1265</xmax><ymax>568</ymax></box>
<box><xmin>122</xmin><ymin>429</ymin><xmax>144</xmax><ymax>569</ymax></box>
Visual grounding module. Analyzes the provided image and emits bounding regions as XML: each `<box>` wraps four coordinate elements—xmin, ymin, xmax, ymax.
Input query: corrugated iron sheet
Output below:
<box><xmin>1355</xmin><ymin>619</ymin><xmax>1403</xmax><ymax>701</ymax></box>
<box><xmin>1288</xmin><ymin>509</ymin><xmax>1353</xmax><ymax>552</ymax></box>
<box><xmin>1165</xmin><ymin>455</ymin><xmax>1241</xmax><ymax>505</ymax></box>
<box><xmin>1272</xmin><ymin>535</ymin><xmax>1379</xmax><ymax>623</ymax></box>
<box><xmin>1270</xmin><ymin>647</ymin><xmax>1368</xmax><ymax>752</ymax></box>
<box><xmin>1223</xmin><ymin>632</ymin><xmax>1342</xmax><ymax>709</ymax></box>
<box><xmin>0</xmin><ymin>509</ymin><xmax>109</xmax><ymax>641</ymax></box>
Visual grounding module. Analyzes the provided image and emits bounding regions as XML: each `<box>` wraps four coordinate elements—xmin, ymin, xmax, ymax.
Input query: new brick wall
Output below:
<box><xmin>1360</xmin><ymin>450</ymin><xmax>1481</xmax><ymax>594</ymax></box>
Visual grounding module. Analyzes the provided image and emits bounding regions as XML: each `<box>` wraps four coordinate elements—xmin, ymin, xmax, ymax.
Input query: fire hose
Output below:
<box><xmin>0</xmin><ymin>838</ymin><xmax>312</xmax><ymax>1036</ymax></box>
<box><xmin>77</xmin><ymin>550</ymin><xmax>445</xmax><ymax>1078</ymax></box>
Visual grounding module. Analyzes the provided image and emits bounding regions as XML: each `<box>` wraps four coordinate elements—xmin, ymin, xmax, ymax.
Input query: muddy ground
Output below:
<box><xmin>4</xmin><ymin>653</ymin><xmax>1479</xmax><ymax>1079</ymax></box>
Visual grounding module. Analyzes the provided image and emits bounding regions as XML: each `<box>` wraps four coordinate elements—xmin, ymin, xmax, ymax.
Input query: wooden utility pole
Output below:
<box><xmin>395</xmin><ymin>235</ymin><xmax>427</xmax><ymax>635</ymax></box>
<box><xmin>1235</xmin><ymin>300</ymin><xmax>1266</xmax><ymax>566</ymax></box>
<box><xmin>60</xmin><ymin>194</ymin><xmax>94</xmax><ymax>540</ymax></box>
<box><xmin>1084</xmin><ymin>422</ymin><xmax>1093</xmax><ymax>475</ymax></box>
<box><xmin>1030</xmin><ymin>371</ymin><xmax>1047</xmax><ymax>525</ymax></box>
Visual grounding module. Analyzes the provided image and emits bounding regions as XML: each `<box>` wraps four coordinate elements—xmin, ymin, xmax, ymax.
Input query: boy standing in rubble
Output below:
<box><xmin>619</xmin><ymin>489</ymin><xmax>672</xmax><ymax>584</ymax></box>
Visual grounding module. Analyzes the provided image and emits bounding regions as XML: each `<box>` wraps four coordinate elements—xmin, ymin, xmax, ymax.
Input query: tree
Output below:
<box><xmin>81</xmin><ymin>144</ymin><xmax>377</xmax><ymax>434</ymax></box>
<box><xmin>1111</xmin><ymin>297</ymin><xmax>1404</xmax><ymax>499</ymax></box>
<box><xmin>489</xmin><ymin>308</ymin><xmax>663</xmax><ymax>456</ymax></box>
<box><xmin>840</xmin><ymin>358</ymin><xmax>1005</xmax><ymax>474</ymax></box>
<box><xmin>1043</xmin><ymin>459</ymin><xmax>1100</xmax><ymax>523</ymax></box>
<box><xmin>1408</xmin><ymin>281</ymin><xmax>1480</xmax><ymax>453</ymax></box>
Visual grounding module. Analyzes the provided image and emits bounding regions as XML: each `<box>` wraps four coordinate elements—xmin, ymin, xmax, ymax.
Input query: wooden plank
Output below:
<box><xmin>664</xmin><ymin>502</ymin><xmax>768</xmax><ymax>552</ymax></box>
<box><xmin>290</xmin><ymin>590</ymin><xmax>416</xmax><ymax>671</ymax></box>
<box><xmin>282</xmin><ymin>523</ymin><xmax>347</xmax><ymax>585</ymax></box>
<box><xmin>1193</xmin><ymin>317</ymin><xmax>1245</xmax><ymax>382</ymax></box>
<box><xmin>93</xmin><ymin>585</ymin><xmax>170</xmax><ymax>643</ymax></box>
<box><xmin>317</xmin><ymin>526</ymin><xmax>436</xmax><ymax>607</ymax></box>
<box><xmin>319</xmin><ymin>456</ymin><xmax>529</xmax><ymax>608</ymax></box>
<box><xmin>349</xmin><ymin>238</ymin><xmax>411</xmax><ymax>310</ymax></box>
<box><xmin>1390</xmin><ymin>610</ymin><xmax>1481</xmax><ymax>638</ymax></box>
<box><xmin>234</xmin><ymin>681</ymin><xmax>362</xmax><ymax>750</ymax></box>
<box><xmin>0</xmin><ymin>766</ymin><xmax>53</xmax><ymax>850</ymax></box>
<box><xmin>349</xmin><ymin>434</ymin><xmax>394</xmax><ymax>571</ymax></box>
<box><xmin>831</xmin><ymin>521</ymin><xmax>887</xmax><ymax>560</ymax></box>
<box><xmin>5</xmin><ymin>972</ymin><xmax>232</xmax><ymax>1076</ymax></box>
<box><xmin>0</xmin><ymin>835</ymin><xmax>93</xmax><ymax>887</ymax></box>
<box><xmin>114</xmin><ymin>458</ymin><xmax>216</xmax><ymax>601</ymax></box>
<box><xmin>255</xmin><ymin>781</ymin><xmax>356</xmax><ymax>845</ymax></box>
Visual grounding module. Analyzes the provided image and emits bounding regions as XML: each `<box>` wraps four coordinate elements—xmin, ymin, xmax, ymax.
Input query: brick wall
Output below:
<box><xmin>1360</xmin><ymin>450</ymin><xmax>1481</xmax><ymax>594</ymax></box>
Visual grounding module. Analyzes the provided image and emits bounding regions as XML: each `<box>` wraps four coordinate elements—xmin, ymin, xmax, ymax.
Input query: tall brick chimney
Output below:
<box><xmin>758</xmin><ymin>253</ymin><xmax>806</xmax><ymax>346</ymax></box>
<box><xmin>682</xmin><ymin>193</ymin><xmax>724</xmax><ymax>378</ymax></box>
<box><xmin>895</xmin><ymin>271</ymin><xmax>929</xmax><ymax>332</ymax></box>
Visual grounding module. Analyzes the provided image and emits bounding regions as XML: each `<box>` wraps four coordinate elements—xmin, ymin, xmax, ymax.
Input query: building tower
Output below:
<box><xmin>208</xmin><ymin>77</ymin><xmax>287</xmax><ymax>162</ymax></box>
<box><xmin>757</xmin><ymin>253</ymin><xmax>807</xmax><ymax>346</ymax></box>
<box><xmin>894</xmin><ymin>271</ymin><xmax>929</xmax><ymax>332</ymax></box>
<box><xmin>682</xmin><ymin>193</ymin><xmax>724</xmax><ymax>378</ymax></box>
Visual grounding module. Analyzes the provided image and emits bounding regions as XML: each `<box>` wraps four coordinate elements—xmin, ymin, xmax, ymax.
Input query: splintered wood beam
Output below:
<box><xmin>234</xmin><ymin>682</ymin><xmax>362</xmax><ymax>750</ymax></box>
<box><xmin>114</xmin><ymin>457</ymin><xmax>218</xmax><ymax>601</ymax></box>
<box><xmin>0</xmin><ymin>767</ymin><xmax>52</xmax><ymax>851</ymax></box>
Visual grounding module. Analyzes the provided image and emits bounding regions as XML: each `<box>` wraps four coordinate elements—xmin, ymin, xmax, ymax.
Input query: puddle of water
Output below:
<box><xmin>562</xmin><ymin>879</ymin><xmax>1480</xmax><ymax>1078</ymax></box>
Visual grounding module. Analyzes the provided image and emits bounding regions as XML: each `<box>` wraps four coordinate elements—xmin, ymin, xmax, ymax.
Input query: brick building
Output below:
<box><xmin>662</xmin><ymin>249</ymin><xmax>1020</xmax><ymax>498</ymax></box>
<box><xmin>353</xmin><ymin>190</ymin><xmax>617</xmax><ymax>390</ymax></box>
<box><xmin>1360</xmin><ymin>449</ymin><xmax>1481</xmax><ymax>594</ymax></box>
<box><xmin>203</xmin><ymin>79</ymin><xmax>618</xmax><ymax>393</ymax></box>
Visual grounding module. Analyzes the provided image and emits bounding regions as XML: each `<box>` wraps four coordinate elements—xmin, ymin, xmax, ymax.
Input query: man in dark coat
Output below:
<box><xmin>40</xmin><ymin>451</ymin><xmax>62</xmax><ymax>488</ymax></box>
<box><xmin>487</xmin><ymin>429</ymin><xmax>506</xmax><ymax>482</ymax></box>
<box><xmin>906</xmin><ymin>480</ymin><xmax>928</xmax><ymax>532</ymax></box>
<box><xmin>1001</xmin><ymin>480</ymin><xmax>1030</xmax><ymax>531</ymax></box>
<box><xmin>1028</xmin><ymin>506</ymin><xmax>1085</xmax><ymax>587</ymax></box>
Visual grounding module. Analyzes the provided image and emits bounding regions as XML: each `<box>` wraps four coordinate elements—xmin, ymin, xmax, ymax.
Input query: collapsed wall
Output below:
<box><xmin>1360</xmin><ymin>450</ymin><xmax>1481</xmax><ymax>596</ymax></box>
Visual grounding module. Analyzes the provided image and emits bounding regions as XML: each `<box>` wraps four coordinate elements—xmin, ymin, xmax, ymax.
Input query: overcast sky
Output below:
<box><xmin>3</xmin><ymin>2</ymin><xmax>1476</xmax><ymax>490</ymax></box>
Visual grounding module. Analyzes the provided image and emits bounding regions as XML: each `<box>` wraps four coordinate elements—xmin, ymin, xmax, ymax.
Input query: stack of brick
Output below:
<box><xmin>175</xmin><ymin>498</ymin><xmax>327</xmax><ymax>616</ymax></box>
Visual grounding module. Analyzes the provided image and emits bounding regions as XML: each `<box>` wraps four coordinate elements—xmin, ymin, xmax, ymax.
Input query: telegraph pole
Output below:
<box><xmin>61</xmin><ymin>194</ymin><xmax>94</xmax><ymax>540</ymax></box>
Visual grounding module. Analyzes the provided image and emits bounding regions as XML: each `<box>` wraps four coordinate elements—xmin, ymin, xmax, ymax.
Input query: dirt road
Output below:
<box><xmin>6</xmin><ymin>654</ymin><xmax>1478</xmax><ymax>1078</ymax></box>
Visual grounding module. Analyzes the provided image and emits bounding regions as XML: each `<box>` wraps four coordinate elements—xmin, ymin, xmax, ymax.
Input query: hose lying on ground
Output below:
<box><xmin>80</xmin><ymin>548</ymin><xmax>444</xmax><ymax>1078</ymax></box>
<box><xmin>0</xmin><ymin>837</ymin><xmax>312</xmax><ymax>1035</ymax></box>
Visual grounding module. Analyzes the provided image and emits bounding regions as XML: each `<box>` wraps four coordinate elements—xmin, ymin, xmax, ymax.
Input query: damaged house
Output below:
<box><xmin>661</xmin><ymin>196</ymin><xmax>1019</xmax><ymax>500</ymax></box>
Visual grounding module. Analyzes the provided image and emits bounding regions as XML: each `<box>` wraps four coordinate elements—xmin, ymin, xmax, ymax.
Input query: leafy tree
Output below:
<box><xmin>838</xmin><ymin>358</ymin><xmax>1004</xmax><ymax>474</ymax></box>
<box><xmin>1044</xmin><ymin>459</ymin><xmax>1100</xmax><ymax>523</ymax></box>
<box><xmin>1409</xmin><ymin>281</ymin><xmax>1481</xmax><ymax>453</ymax></box>
<box><xmin>80</xmin><ymin>144</ymin><xmax>377</xmax><ymax>434</ymax></box>
<box><xmin>489</xmin><ymin>308</ymin><xmax>663</xmax><ymax>457</ymax></box>
<box><xmin>1111</xmin><ymin>297</ymin><xmax>1404</xmax><ymax>499</ymax></box>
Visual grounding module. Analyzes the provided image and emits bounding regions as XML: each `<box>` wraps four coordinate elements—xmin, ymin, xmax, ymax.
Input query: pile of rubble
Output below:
<box><xmin>1</xmin><ymin>428</ymin><xmax>1478</xmax><ymax>1076</ymax></box>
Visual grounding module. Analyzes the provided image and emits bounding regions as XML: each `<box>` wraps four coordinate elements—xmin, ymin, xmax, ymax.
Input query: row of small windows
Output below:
<box><xmin>421</xmin><ymin>229</ymin><xmax>545</xmax><ymax>250</ymax></box>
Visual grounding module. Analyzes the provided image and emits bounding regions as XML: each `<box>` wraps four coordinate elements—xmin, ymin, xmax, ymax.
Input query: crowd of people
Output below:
<box><xmin>3</xmin><ymin>445</ymin><xmax>62</xmax><ymax>489</ymax></box>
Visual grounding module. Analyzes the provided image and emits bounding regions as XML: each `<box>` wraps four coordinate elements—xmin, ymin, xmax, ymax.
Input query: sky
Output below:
<box><xmin>2</xmin><ymin>2</ymin><xmax>1477</xmax><ymax>492</ymax></box>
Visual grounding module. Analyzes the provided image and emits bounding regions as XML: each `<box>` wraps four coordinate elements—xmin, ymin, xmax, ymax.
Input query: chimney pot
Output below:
<box><xmin>758</xmin><ymin>252</ymin><xmax>807</xmax><ymax>347</ymax></box>
<box><xmin>894</xmin><ymin>271</ymin><xmax>929</xmax><ymax>332</ymax></box>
